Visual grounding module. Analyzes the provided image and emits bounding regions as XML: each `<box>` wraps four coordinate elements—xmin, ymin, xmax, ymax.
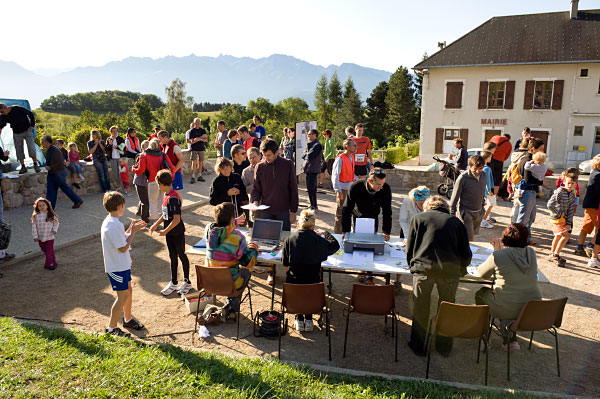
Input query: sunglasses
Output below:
<box><xmin>372</xmin><ymin>168</ymin><xmax>385</xmax><ymax>175</ymax></box>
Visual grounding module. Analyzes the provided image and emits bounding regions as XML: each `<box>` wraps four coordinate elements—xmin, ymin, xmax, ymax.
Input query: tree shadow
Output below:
<box><xmin>20</xmin><ymin>322</ymin><xmax>110</xmax><ymax>358</ymax></box>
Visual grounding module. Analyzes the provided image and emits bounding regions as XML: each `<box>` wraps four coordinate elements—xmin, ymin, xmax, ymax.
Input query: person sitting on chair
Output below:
<box><xmin>205</xmin><ymin>202</ymin><xmax>257</xmax><ymax>319</ymax></box>
<box><xmin>282</xmin><ymin>209</ymin><xmax>340</xmax><ymax>332</ymax></box>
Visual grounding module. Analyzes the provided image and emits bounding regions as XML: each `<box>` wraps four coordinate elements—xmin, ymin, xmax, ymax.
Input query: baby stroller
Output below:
<box><xmin>433</xmin><ymin>156</ymin><xmax>459</xmax><ymax>199</ymax></box>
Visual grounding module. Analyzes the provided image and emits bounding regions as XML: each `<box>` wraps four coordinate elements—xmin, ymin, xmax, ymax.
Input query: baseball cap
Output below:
<box><xmin>127</xmin><ymin>127</ymin><xmax>135</xmax><ymax>133</ymax></box>
<box><xmin>154</xmin><ymin>124</ymin><xmax>161</xmax><ymax>129</ymax></box>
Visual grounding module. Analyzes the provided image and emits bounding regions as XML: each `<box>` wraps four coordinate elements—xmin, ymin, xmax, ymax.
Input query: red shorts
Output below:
<box><xmin>121</xmin><ymin>181</ymin><xmax>130</xmax><ymax>190</ymax></box>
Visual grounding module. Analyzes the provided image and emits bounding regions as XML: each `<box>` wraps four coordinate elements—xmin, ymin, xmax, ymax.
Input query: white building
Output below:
<box><xmin>414</xmin><ymin>1</ymin><xmax>600</xmax><ymax>168</ymax></box>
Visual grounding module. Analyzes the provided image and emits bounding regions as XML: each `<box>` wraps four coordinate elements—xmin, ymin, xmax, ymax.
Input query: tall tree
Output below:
<box><xmin>384</xmin><ymin>66</ymin><xmax>418</xmax><ymax>140</ymax></box>
<box><xmin>163</xmin><ymin>78</ymin><xmax>195</xmax><ymax>134</ymax></box>
<box><xmin>365</xmin><ymin>81</ymin><xmax>389</xmax><ymax>146</ymax></box>
<box><xmin>328</xmin><ymin>72</ymin><xmax>343</xmax><ymax>114</ymax></box>
<box><xmin>130</xmin><ymin>98</ymin><xmax>153</xmax><ymax>132</ymax></box>
<box><xmin>314</xmin><ymin>74</ymin><xmax>332</xmax><ymax>130</ymax></box>
<box><xmin>334</xmin><ymin>77</ymin><xmax>363</xmax><ymax>141</ymax></box>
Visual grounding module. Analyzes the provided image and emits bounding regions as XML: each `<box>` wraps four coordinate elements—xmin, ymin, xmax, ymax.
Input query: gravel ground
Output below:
<box><xmin>0</xmin><ymin>186</ymin><xmax>599</xmax><ymax>397</ymax></box>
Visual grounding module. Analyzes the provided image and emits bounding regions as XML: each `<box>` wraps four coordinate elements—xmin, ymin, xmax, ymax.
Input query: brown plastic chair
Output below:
<box><xmin>504</xmin><ymin>297</ymin><xmax>568</xmax><ymax>380</ymax></box>
<box><xmin>194</xmin><ymin>264</ymin><xmax>253</xmax><ymax>340</ymax></box>
<box><xmin>425</xmin><ymin>302</ymin><xmax>490</xmax><ymax>385</ymax></box>
<box><xmin>278</xmin><ymin>283</ymin><xmax>330</xmax><ymax>360</ymax></box>
<box><xmin>343</xmin><ymin>284</ymin><xmax>397</xmax><ymax>362</ymax></box>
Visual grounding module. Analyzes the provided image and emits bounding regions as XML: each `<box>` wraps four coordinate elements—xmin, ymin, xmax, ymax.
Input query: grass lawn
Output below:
<box><xmin>0</xmin><ymin>318</ymin><xmax>542</xmax><ymax>399</ymax></box>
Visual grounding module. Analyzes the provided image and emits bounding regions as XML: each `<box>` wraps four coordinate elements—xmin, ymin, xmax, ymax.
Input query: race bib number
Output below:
<box><xmin>355</xmin><ymin>154</ymin><xmax>365</xmax><ymax>163</ymax></box>
<box><xmin>162</xmin><ymin>205</ymin><xmax>168</xmax><ymax>220</ymax></box>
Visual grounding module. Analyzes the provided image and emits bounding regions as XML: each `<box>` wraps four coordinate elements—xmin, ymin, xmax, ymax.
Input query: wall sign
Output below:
<box><xmin>481</xmin><ymin>118</ymin><xmax>507</xmax><ymax>126</ymax></box>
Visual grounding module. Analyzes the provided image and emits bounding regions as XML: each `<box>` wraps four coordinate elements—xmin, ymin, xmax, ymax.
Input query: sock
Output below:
<box><xmin>124</xmin><ymin>317</ymin><xmax>132</xmax><ymax>323</ymax></box>
<box><xmin>184</xmin><ymin>278</ymin><xmax>191</xmax><ymax>284</ymax></box>
<box><xmin>586</xmin><ymin>242</ymin><xmax>594</xmax><ymax>248</ymax></box>
<box><xmin>194</xmin><ymin>173</ymin><xmax>198</xmax><ymax>179</ymax></box>
<box><xmin>107</xmin><ymin>326</ymin><xmax>116</xmax><ymax>332</ymax></box>
<box><xmin>577</xmin><ymin>244</ymin><xmax>584</xmax><ymax>250</ymax></box>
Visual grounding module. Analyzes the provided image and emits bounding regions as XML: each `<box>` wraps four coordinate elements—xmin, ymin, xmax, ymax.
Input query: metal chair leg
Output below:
<box><xmin>553</xmin><ymin>327</ymin><xmax>560</xmax><ymax>377</ymax></box>
<box><xmin>529</xmin><ymin>331</ymin><xmax>534</xmax><ymax>350</ymax></box>
<box><xmin>507</xmin><ymin>337</ymin><xmax>511</xmax><ymax>381</ymax></box>
<box><xmin>236</xmin><ymin>309</ymin><xmax>240</xmax><ymax>340</ymax></box>
<box><xmin>327</xmin><ymin>310</ymin><xmax>331</xmax><ymax>361</ymax></box>
<box><xmin>477</xmin><ymin>338</ymin><xmax>481</xmax><ymax>364</ymax></box>
<box><xmin>384</xmin><ymin>315</ymin><xmax>388</xmax><ymax>336</ymax></box>
<box><xmin>484</xmin><ymin>336</ymin><xmax>489</xmax><ymax>386</ymax></box>
<box><xmin>247</xmin><ymin>285</ymin><xmax>253</xmax><ymax>316</ymax></box>
<box><xmin>278</xmin><ymin>312</ymin><xmax>283</xmax><ymax>360</ymax></box>
<box><xmin>394</xmin><ymin>314</ymin><xmax>398</xmax><ymax>362</ymax></box>
<box><xmin>343</xmin><ymin>311</ymin><xmax>350</xmax><ymax>358</ymax></box>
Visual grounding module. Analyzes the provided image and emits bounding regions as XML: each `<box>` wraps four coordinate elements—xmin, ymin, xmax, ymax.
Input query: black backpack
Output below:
<box><xmin>0</xmin><ymin>220</ymin><xmax>11</xmax><ymax>250</ymax></box>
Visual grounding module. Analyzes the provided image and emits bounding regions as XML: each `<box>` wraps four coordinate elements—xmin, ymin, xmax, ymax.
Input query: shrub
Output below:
<box><xmin>384</xmin><ymin>141</ymin><xmax>420</xmax><ymax>164</ymax></box>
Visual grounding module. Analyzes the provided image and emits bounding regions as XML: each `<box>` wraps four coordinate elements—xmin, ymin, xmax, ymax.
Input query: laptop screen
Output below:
<box><xmin>252</xmin><ymin>219</ymin><xmax>283</xmax><ymax>241</ymax></box>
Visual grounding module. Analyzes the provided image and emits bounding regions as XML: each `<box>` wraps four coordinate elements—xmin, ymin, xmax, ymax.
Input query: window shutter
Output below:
<box><xmin>435</xmin><ymin>128</ymin><xmax>444</xmax><ymax>154</ymax></box>
<box><xmin>478</xmin><ymin>81</ymin><xmax>488</xmax><ymax>109</ymax></box>
<box><xmin>504</xmin><ymin>80</ymin><xmax>515</xmax><ymax>109</ymax></box>
<box><xmin>459</xmin><ymin>128</ymin><xmax>469</xmax><ymax>149</ymax></box>
<box><xmin>552</xmin><ymin>80</ymin><xmax>564</xmax><ymax>110</ymax></box>
<box><xmin>445</xmin><ymin>82</ymin><xmax>463</xmax><ymax>109</ymax></box>
<box><xmin>523</xmin><ymin>80</ymin><xmax>535</xmax><ymax>109</ymax></box>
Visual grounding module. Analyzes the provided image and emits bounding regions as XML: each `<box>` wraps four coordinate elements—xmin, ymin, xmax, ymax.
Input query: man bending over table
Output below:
<box><xmin>341</xmin><ymin>168</ymin><xmax>392</xmax><ymax>284</ymax></box>
<box><xmin>406</xmin><ymin>195</ymin><xmax>472</xmax><ymax>357</ymax></box>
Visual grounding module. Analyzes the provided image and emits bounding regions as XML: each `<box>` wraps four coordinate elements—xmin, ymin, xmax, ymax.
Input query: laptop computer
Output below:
<box><xmin>251</xmin><ymin>219</ymin><xmax>283</xmax><ymax>252</ymax></box>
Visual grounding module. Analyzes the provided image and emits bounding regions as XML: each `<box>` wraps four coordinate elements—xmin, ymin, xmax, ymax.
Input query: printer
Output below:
<box><xmin>343</xmin><ymin>232</ymin><xmax>385</xmax><ymax>255</ymax></box>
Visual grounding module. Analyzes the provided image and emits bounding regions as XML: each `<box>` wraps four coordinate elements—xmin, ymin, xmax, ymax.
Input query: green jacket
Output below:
<box><xmin>323</xmin><ymin>137</ymin><xmax>336</xmax><ymax>161</ymax></box>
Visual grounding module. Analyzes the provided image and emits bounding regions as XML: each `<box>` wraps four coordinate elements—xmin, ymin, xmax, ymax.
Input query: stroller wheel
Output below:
<box><xmin>437</xmin><ymin>183</ymin><xmax>449</xmax><ymax>196</ymax></box>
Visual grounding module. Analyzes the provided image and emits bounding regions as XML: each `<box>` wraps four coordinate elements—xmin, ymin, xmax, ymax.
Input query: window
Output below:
<box><xmin>445</xmin><ymin>82</ymin><xmax>463</xmax><ymax>109</ymax></box>
<box><xmin>598</xmin><ymin>79</ymin><xmax>600</xmax><ymax>94</ymax></box>
<box><xmin>574</xmin><ymin>126</ymin><xmax>584</xmax><ymax>136</ymax></box>
<box><xmin>445</xmin><ymin>129</ymin><xmax>460</xmax><ymax>139</ymax></box>
<box><xmin>534</xmin><ymin>81</ymin><xmax>553</xmax><ymax>109</ymax></box>
<box><xmin>595</xmin><ymin>128</ymin><xmax>600</xmax><ymax>145</ymax></box>
<box><xmin>487</xmin><ymin>82</ymin><xmax>505</xmax><ymax>108</ymax></box>
<box><xmin>580</xmin><ymin>69</ymin><xmax>589</xmax><ymax>77</ymax></box>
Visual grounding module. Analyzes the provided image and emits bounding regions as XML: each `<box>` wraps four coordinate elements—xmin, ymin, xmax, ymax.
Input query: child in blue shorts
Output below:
<box><xmin>101</xmin><ymin>191</ymin><xmax>147</xmax><ymax>336</ymax></box>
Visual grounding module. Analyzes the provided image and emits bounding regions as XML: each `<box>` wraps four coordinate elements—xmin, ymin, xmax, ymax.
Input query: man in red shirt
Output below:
<box><xmin>352</xmin><ymin>123</ymin><xmax>373</xmax><ymax>178</ymax></box>
<box><xmin>488</xmin><ymin>134</ymin><xmax>512</xmax><ymax>195</ymax></box>
<box><xmin>239</xmin><ymin>125</ymin><xmax>260</xmax><ymax>152</ymax></box>
<box><xmin>158</xmin><ymin>130</ymin><xmax>184</xmax><ymax>194</ymax></box>
<box><xmin>148</xmin><ymin>125</ymin><xmax>161</xmax><ymax>141</ymax></box>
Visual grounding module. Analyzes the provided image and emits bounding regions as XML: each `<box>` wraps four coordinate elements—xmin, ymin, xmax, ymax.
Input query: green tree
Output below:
<box><xmin>328</xmin><ymin>72</ymin><xmax>343</xmax><ymax>114</ymax></box>
<box><xmin>217</xmin><ymin>104</ymin><xmax>252</xmax><ymax>130</ymax></box>
<box><xmin>278</xmin><ymin>97</ymin><xmax>312</xmax><ymax>125</ymax></box>
<box><xmin>365</xmin><ymin>81</ymin><xmax>389</xmax><ymax>146</ymax></box>
<box><xmin>314</xmin><ymin>74</ymin><xmax>332</xmax><ymax>130</ymax></box>
<box><xmin>334</xmin><ymin>77</ymin><xmax>363</xmax><ymax>141</ymax></box>
<box><xmin>130</xmin><ymin>98</ymin><xmax>154</xmax><ymax>132</ymax></box>
<box><xmin>247</xmin><ymin>97</ymin><xmax>275</xmax><ymax>123</ymax></box>
<box><xmin>384</xmin><ymin>66</ymin><xmax>418</xmax><ymax>140</ymax></box>
<box><xmin>163</xmin><ymin>78</ymin><xmax>196</xmax><ymax>134</ymax></box>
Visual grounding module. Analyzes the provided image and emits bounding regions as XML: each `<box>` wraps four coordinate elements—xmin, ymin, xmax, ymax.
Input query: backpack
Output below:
<box><xmin>160</xmin><ymin>153</ymin><xmax>172</xmax><ymax>172</ymax></box>
<box><xmin>0</xmin><ymin>220</ymin><xmax>11</xmax><ymax>250</ymax></box>
<box><xmin>508</xmin><ymin>162</ymin><xmax>523</xmax><ymax>185</ymax></box>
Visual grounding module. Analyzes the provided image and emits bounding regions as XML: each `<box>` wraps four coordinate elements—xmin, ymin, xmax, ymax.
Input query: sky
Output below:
<box><xmin>1</xmin><ymin>0</ymin><xmax>586</xmax><ymax>74</ymax></box>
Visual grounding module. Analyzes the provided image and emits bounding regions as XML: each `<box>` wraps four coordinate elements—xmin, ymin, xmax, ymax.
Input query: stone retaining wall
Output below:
<box><xmin>1</xmin><ymin>149</ymin><xmax>589</xmax><ymax>210</ymax></box>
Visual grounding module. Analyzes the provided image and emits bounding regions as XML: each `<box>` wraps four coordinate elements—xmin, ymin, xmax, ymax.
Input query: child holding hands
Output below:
<box><xmin>32</xmin><ymin>197</ymin><xmax>59</xmax><ymax>270</ymax></box>
<box><xmin>547</xmin><ymin>171</ymin><xmax>577</xmax><ymax>267</ymax></box>
<box><xmin>150</xmin><ymin>169</ymin><xmax>192</xmax><ymax>296</ymax></box>
<box><xmin>101</xmin><ymin>191</ymin><xmax>146</xmax><ymax>336</ymax></box>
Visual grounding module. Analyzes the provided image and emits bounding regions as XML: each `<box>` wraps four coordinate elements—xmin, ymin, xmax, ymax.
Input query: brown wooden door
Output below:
<box><xmin>484</xmin><ymin>129</ymin><xmax>502</xmax><ymax>143</ymax></box>
<box><xmin>530</xmin><ymin>130</ymin><xmax>549</xmax><ymax>152</ymax></box>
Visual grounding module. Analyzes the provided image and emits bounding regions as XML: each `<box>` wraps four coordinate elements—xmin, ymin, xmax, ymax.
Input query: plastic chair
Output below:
<box><xmin>193</xmin><ymin>264</ymin><xmax>253</xmax><ymax>340</ymax></box>
<box><xmin>278</xmin><ymin>283</ymin><xmax>330</xmax><ymax>360</ymax></box>
<box><xmin>343</xmin><ymin>284</ymin><xmax>397</xmax><ymax>362</ymax></box>
<box><xmin>425</xmin><ymin>302</ymin><xmax>490</xmax><ymax>385</ymax></box>
<box><xmin>503</xmin><ymin>297</ymin><xmax>568</xmax><ymax>381</ymax></box>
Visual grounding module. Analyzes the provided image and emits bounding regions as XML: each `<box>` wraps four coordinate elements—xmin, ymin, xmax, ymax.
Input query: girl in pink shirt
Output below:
<box><xmin>31</xmin><ymin>198</ymin><xmax>59</xmax><ymax>270</ymax></box>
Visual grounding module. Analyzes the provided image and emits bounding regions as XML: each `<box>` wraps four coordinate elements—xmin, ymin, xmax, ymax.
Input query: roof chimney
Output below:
<box><xmin>570</xmin><ymin>0</ymin><xmax>579</xmax><ymax>19</ymax></box>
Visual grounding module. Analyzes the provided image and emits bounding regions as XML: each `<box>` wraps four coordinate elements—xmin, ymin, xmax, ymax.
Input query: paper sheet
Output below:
<box><xmin>484</xmin><ymin>247</ymin><xmax>494</xmax><ymax>253</ymax></box>
<box><xmin>470</xmin><ymin>245</ymin><xmax>480</xmax><ymax>254</ymax></box>
<box><xmin>467</xmin><ymin>266</ymin><xmax>478</xmax><ymax>276</ymax></box>
<box><xmin>241</xmin><ymin>204</ymin><xmax>270</xmax><ymax>211</ymax></box>
<box><xmin>355</xmin><ymin>218</ymin><xmax>375</xmax><ymax>234</ymax></box>
<box><xmin>342</xmin><ymin>251</ymin><xmax>373</xmax><ymax>266</ymax></box>
<box><xmin>472</xmin><ymin>253</ymin><xmax>489</xmax><ymax>260</ymax></box>
<box><xmin>390</xmin><ymin>249</ymin><xmax>407</xmax><ymax>259</ymax></box>
<box><xmin>258</xmin><ymin>252</ymin><xmax>276</xmax><ymax>262</ymax></box>
<box><xmin>193</xmin><ymin>238</ymin><xmax>207</xmax><ymax>248</ymax></box>
<box><xmin>3</xmin><ymin>174</ymin><xmax>19</xmax><ymax>179</ymax></box>
<box><xmin>322</xmin><ymin>257</ymin><xmax>338</xmax><ymax>267</ymax></box>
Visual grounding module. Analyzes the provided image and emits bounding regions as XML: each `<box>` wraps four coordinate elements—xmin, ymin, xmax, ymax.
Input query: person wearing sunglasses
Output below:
<box><xmin>231</xmin><ymin>144</ymin><xmax>250</xmax><ymax>176</ymax></box>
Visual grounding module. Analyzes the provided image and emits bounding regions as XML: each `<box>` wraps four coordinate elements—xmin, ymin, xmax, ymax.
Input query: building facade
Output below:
<box><xmin>415</xmin><ymin>5</ymin><xmax>600</xmax><ymax>168</ymax></box>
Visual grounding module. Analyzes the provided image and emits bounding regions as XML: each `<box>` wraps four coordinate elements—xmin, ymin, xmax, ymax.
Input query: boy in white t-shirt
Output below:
<box><xmin>101</xmin><ymin>191</ymin><xmax>146</xmax><ymax>336</ymax></box>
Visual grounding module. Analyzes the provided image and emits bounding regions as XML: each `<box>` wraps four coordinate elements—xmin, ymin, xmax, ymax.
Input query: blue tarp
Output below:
<box><xmin>0</xmin><ymin>98</ymin><xmax>46</xmax><ymax>168</ymax></box>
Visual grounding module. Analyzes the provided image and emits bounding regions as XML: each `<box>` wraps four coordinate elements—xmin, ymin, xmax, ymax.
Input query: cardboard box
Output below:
<box><xmin>184</xmin><ymin>293</ymin><xmax>216</xmax><ymax>314</ymax></box>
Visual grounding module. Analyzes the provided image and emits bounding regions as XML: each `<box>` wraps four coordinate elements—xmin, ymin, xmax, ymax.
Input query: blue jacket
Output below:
<box><xmin>483</xmin><ymin>165</ymin><xmax>494</xmax><ymax>196</ymax></box>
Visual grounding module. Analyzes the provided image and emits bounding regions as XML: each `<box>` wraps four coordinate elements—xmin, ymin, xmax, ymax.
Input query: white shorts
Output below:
<box><xmin>485</xmin><ymin>195</ymin><xmax>497</xmax><ymax>207</ymax></box>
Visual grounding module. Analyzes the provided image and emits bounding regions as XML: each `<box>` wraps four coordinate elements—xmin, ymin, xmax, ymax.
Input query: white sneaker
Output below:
<box><xmin>267</xmin><ymin>274</ymin><xmax>274</xmax><ymax>286</ymax></box>
<box><xmin>161</xmin><ymin>281</ymin><xmax>178</xmax><ymax>296</ymax></box>
<box><xmin>480</xmin><ymin>219</ymin><xmax>494</xmax><ymax>229</ymax></box>
<box><xmin>304</xmin><ymin>319</ymin><xmax>314</xmax><ymax>332</ymax></box>
<box><xmin>294</xmin><ymin>319</ymin><xmax>305</xmax><ymax>332</ymax></box>
<box><xmin>177</xmin><ymin>281</ymin><xmax>192</xmax><ymax>295</ymax></box>
<box><xmin>587</xmin><ymin>258</ymin><xmax>600</xmax><ymax>268</ymax></box>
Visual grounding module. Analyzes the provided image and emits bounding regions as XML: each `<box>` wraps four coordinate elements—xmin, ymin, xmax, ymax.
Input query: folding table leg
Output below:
<box><xmin>270</xmin><ymin>265</ymin><xmax>276</xmax><ymax>310</ymax></box>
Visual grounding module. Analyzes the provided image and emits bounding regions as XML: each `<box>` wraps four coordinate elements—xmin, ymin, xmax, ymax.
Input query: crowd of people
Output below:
<box><xmin>0</xmin><ymin>105</ymin><xmax>586</xmax><ymax>359</ymax></box>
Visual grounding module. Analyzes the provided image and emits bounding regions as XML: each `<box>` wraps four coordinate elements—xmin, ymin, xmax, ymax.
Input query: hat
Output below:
<box><xmin>127</xmin><ymin>127</ymin><xmax>135</xmax><ymax>133</ymax></box>
<box><xmin>154</xmin><ymin>124</ymin><xmax>161</xmax><ymax>129</ymax></box>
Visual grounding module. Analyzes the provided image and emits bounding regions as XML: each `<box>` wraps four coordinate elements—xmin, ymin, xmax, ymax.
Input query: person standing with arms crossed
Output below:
<box><xmin>0</xmin><ymin>103</ymin><xmax>41</xmax><ymax>174</ymax></box>
<box><xmin>186</xmin><ymin>117</ymin><xmax>208</xmax><ymax>183</ymax></box>
<box><xmin>214</xmin><ymin>120</ymin><xmax>228</xmax><ymax>158</ymax></box>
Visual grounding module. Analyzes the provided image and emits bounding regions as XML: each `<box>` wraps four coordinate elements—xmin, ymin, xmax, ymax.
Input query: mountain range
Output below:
<box><xmin>0</xmin><ymin>54</ymin><xmax>393</xmax><ymax>109</ymax></box>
